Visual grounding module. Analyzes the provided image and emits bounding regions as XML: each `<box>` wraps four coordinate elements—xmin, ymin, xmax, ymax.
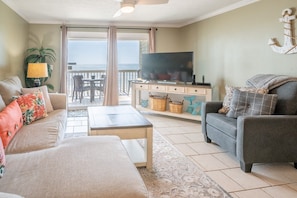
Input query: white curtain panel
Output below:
<box><xmin>103</xmin><ymin>26</ymin><xmax>119</xmax><ymax>106</ymax></box>
<box><xmin>60</xmin><ymin>25</ymin><xmax>68</xmax><ymax>93</ymax></box>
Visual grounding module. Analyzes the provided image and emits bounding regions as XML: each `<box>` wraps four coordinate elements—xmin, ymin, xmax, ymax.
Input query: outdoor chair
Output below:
<box><xmin>72</xmin><ymin>75</ymin><xmax>91</xmax><ymax>103</ymax></box>
<box><xmin>94</xmin><ymin>75</ymin><xmax>106</xmax><ymax>99</ymax></box>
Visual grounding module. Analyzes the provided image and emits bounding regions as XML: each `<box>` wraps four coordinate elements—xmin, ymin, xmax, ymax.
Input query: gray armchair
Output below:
<box><xmin>201</xmin><ymin>81</ymin><xmax>297</xmax><ymax>172</ymax></box>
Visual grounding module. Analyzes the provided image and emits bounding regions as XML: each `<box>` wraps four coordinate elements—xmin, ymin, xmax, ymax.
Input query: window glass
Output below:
<box><xmin>118</xmin><ymin>40</ymin><xmax>140</xmax><ymax>71</ymax></box>
<box><xmin>68</xmin><ymin>40</ymin><xmax>107</xmax><ymax>71</ymax></box>
<box><xmin>68</xmin><ymin>39</ymin><xmax>148</xmax><ymax>71</ymax></box>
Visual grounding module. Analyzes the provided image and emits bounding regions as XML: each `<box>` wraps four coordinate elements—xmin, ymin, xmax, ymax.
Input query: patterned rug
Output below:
<box><xmin>138</xmin><ymin>131</ymin><xmax>231</xmax><ymax>198</ymax></box>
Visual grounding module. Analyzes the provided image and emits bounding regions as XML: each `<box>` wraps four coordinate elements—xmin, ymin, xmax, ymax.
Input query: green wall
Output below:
<box><xmin>180</xmin><ymin>0</ymin><xmax>297</xmax><ymax>100</ymax></box>
<box><xmin>28</xmin><ymin>24</ymin><xmax>61</xmax><ymax>92</ymax></box>
<box><xmin>155</xmin><ymin>27</ymin><xmax>181</xmax><ymax>52</ymax></box>
<box><xmin>0</xmin><ymin>1</ymin><xmax>28</xmax><ymax>83</ymax></box>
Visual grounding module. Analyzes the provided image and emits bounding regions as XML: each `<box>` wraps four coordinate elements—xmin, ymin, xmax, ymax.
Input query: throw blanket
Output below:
<box><xmin>246</xmin><ymin>74</ymin><xmax>297</xmax><ymax>90</ymax></box>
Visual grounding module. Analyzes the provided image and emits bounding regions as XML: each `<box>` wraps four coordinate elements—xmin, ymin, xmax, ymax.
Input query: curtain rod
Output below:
<box><xmin>60</xmin><ymin>26</ymin><xmax>157</xmax><ymax>31</ymax></box>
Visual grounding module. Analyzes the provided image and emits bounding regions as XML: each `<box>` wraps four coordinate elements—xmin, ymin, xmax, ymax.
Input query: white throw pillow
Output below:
<box><xmin>0</xmin><ymin>95</ymin><xmax>6</xmax><ymax>112</ymax></box>
<box><xmin>0</xmin><ymin>76</ymin><xmax>22</xmax><ymax>105</ymax></box>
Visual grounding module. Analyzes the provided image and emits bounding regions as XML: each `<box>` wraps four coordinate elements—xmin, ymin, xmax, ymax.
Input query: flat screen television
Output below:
<box><xmin>141</xmin><ymin>52</ymin><xmax>193</xmax><ymax>82</ymax></box>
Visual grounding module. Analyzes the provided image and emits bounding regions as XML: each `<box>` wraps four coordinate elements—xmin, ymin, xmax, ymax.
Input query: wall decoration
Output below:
<box><xmin>268</xmin><ymin>8</ymin><xmax>297</xmax><ymax>54</ymax></box>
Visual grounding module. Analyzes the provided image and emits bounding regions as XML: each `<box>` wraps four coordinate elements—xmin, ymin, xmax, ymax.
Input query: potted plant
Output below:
<box><xmin>24</xmin><ymin>46</ymin><xmax>56</xmax><ymax>90</ymax></box>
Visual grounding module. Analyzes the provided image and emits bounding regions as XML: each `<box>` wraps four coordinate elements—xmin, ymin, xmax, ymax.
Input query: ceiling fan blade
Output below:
<box><xmin>113</xmin><ymin>9</ymin><xmax>123</xmax><ymax>18</ymax></box>
<box><xmin>137</xmin><ymin>0</ymin><xmax>169</xmax><ymax>5</ymax></box>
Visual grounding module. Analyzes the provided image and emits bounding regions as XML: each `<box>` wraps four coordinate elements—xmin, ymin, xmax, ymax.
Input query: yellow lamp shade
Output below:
<box><xmin>27</xmin><ymin>63</ymin><xmax>48</xmax><ymax>78</ymax></box>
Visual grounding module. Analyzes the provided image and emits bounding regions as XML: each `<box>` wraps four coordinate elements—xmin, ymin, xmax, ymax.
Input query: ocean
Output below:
<box><xmin>68</xmin><ymin>64</ymin><xmax>139</xmax><ymax>71</ymax></box>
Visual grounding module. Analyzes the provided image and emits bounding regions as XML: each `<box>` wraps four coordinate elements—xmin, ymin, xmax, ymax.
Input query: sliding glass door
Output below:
<box><xmin>66</xmin><ymin>30</ymin><xmax>149</xmax><ymax>108</ymax></box>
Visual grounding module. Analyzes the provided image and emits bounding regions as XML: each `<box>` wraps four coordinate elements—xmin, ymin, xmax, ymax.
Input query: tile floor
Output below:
<box><xmin>66</xmin><ymin>112</ymin><xmax>297</xmax><ymax>198</ymax></box>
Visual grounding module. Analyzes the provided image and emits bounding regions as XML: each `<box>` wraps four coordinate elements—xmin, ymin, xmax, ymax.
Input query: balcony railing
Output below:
<box><xmin>67</xmin><ymin>70</ymin><xmax>139</xmax><ymax>97</ymax></box>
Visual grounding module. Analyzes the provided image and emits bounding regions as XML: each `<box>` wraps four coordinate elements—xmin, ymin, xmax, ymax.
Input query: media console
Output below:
<box><xmin>131</xmin><ymin>82</ymin><xmax>212</xmax><ymax>121</ymax></box>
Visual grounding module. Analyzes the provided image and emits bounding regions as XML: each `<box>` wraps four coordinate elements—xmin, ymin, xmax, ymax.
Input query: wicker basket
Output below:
<box><xmin>149</xmin><ymin>95</ymin><xmax>167</xmax><ymax>111</ymax></box>
<box><xmin>169</xmin><ymin>100</ymin><xmax>183</xmax><ymax>114</ymax></box>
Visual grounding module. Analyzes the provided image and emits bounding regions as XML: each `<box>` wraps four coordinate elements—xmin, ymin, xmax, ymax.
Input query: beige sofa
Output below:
<box><xmin>0</xmin><ymin>76</ymin><xmax>148</xmax><ymax>198</ymax></box>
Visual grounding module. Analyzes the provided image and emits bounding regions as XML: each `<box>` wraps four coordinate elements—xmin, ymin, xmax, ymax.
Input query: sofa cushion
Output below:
<box><xmin>227</xmin><ymin>89</ymin><xmax>278</xmax><ymax>118</ymax></box>
<box><xmin>0</xmin><ymin>76</ymin><xmax>22</xmax><ymax>105</ymax></box>
<box><xmin>5</xmin><ymin>109</ymin><xmax>66</xmax><ymax>154</ymax></box>
<box><xmin>22</xmin><ymin>86</ymin><xmax>54</xmax><ymax>113</ymax></box>
<box><xmin>206</xmin><ymin>113</ymin><xmax>237</xmax><ymax>139</ymax></box>
<box><xmin>0</xmin><ymin>100</ymin><xmax>23</xmax><ymax>148</ymax></box>
<box><xmin>0</xmin><ymin>137</ymin><xmax>5</xmax><ymax>178</ymax></box>
<box><xmin>269</xmin><ymin>81</ymin><xmax>297</xmax><ymax>115</ymax></box>
<box><xmin>15</xmin><ymin>91</ymin><xmax>47</xmax><ymax>125</ymax></box>
<box><xmin>49</xmin><ymin>93</ymin><xmax>67</xmax><ymax>110</ymax></box>
<box><xmin>1</xmin><ymin>136</ymin><xmax>148</xmax><ymax>198</ymax></box>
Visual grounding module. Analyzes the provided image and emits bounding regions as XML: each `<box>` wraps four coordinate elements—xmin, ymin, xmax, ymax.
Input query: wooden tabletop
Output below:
<box><xmin>88</xmin><ymin>105</ymin><xmax>152</xmax><ymax>130</ymax></box>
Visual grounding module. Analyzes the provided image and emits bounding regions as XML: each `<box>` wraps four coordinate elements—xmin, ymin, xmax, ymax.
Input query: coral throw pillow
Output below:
<box><xmin>16</xmin><ymin>91</ymin><xmax>47</xmax><ymax>125</ymax></box>
<box><xmin>0</xmin><ymin>100</ymin><xmax>23</xmax><ymax>148</ymax></box>
<box><xmin>0</xmin><ymin>137</ymin><xmax>5</xmax><ymax>178</ymax></box>
<box><xmin>22</xmin><ymin>86</ymin><xmax>54</xmax><ymax>113</ymax></box>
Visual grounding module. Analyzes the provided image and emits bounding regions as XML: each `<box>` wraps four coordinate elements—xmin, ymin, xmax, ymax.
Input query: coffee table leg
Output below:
<box><xmin>145</xmin><ymin>127</ymin><xmax>153</xmax><ymax>170</ymax></box>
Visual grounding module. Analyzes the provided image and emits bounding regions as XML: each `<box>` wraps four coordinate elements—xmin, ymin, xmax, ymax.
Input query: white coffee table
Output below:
<box><xmin>88</xmin><ymin>105</ymin><xmax>153</xmax><ymax>170</ymax></box>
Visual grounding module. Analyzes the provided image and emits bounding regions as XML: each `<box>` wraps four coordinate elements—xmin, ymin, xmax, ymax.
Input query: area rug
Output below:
<box><xmin>138</xmin><ymin>131</ymin><xmax>231</xmax><ymax>198</ymax></box>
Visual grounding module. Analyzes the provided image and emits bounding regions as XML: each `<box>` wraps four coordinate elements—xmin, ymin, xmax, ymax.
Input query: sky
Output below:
<box><xmin>68</xmin><ymin>40</ymin><xmax>140</xmax><ymax>65</ymax></box>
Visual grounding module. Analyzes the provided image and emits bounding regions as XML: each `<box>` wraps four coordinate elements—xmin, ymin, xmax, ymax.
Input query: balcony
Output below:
<box><xmin>67</xmin><ymin>69</ymin><xmax>138</xmax><ymax>109</ymax></box>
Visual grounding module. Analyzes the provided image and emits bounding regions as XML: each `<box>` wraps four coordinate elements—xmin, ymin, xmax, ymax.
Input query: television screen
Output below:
<box><xmin>141</xmin><ymin>52</ymin><xmax>193</xmax><ymax>82</ymax></box>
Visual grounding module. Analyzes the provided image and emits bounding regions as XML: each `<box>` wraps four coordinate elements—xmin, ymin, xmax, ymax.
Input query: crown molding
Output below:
<box><xmin>181</xmin><ymin>0</ymin><xmax>260</xmax><ymax>27</ymax></box>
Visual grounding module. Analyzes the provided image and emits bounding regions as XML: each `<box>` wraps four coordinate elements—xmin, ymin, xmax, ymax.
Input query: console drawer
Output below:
<box><xmin>166</xmin><ymin>86</ymin><xmax>185</xmax><ymax>93</ymax></box>
<box><xmin>149</xmin><ymin>85</ymin><xmax>166</xmax><ymax>91</ymax></box>
<box><xmin>187</xmin><ymin>87</ymin><xmax>207</xmax><ymax>95</ymax></box>
<box><xmin>135</xmin><ymin>84</ymin><xmax>149</xmax><ymax>90</ymax></box>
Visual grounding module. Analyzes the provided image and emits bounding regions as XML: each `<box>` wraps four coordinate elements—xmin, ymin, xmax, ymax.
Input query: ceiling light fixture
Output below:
<box><xmin>120</xmin><ymin>2</ymin><xmax>135</xmax><ymax>13</ymax></box>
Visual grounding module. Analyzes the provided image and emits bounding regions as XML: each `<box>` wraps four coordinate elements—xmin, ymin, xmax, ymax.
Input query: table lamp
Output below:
<box><xmin>27</xmin><ymin>63</ymin><xmax>48</xmax><ymax>87</ymax></box>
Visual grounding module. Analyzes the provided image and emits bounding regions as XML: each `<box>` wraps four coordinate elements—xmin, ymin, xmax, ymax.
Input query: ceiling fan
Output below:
<box><xmin>113</xmin><ymin>0</ymin><xmax>169</xmax><ymax>18</ymax></box>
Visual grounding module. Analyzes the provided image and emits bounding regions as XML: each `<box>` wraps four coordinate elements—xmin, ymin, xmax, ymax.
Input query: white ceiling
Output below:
<box><xmin>2</xmin><ymin>0</ymin><xmax>259</xmax><ymax>27</ymax></box>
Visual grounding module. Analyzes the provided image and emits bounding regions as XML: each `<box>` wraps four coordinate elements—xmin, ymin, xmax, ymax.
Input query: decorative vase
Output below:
<box><xmin>141</xmin><ymin>99</ymin><xmax>148</xmax><ymax>108</ymax></box>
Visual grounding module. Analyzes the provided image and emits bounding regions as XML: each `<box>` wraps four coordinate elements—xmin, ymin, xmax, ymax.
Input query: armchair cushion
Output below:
<box><xmin>206</xmin><ymin>113</ymin><xmax>237</xmax><ymax>139</ymax></box>
<box><xmin>226</xmin><ymin>89</ymin><xmax>278</xmax><ymax>118</ymax></box>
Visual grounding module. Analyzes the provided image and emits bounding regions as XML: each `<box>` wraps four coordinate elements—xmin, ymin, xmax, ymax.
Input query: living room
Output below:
<box><xmin>1</xmin><ymin>0</ymin><xmax>297</xmax><ymax>197</ymax></box>
<box><xmin>1</xmin><ymin>0</ymin><xmax>297</xmax><ymax>98</ymax></box>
